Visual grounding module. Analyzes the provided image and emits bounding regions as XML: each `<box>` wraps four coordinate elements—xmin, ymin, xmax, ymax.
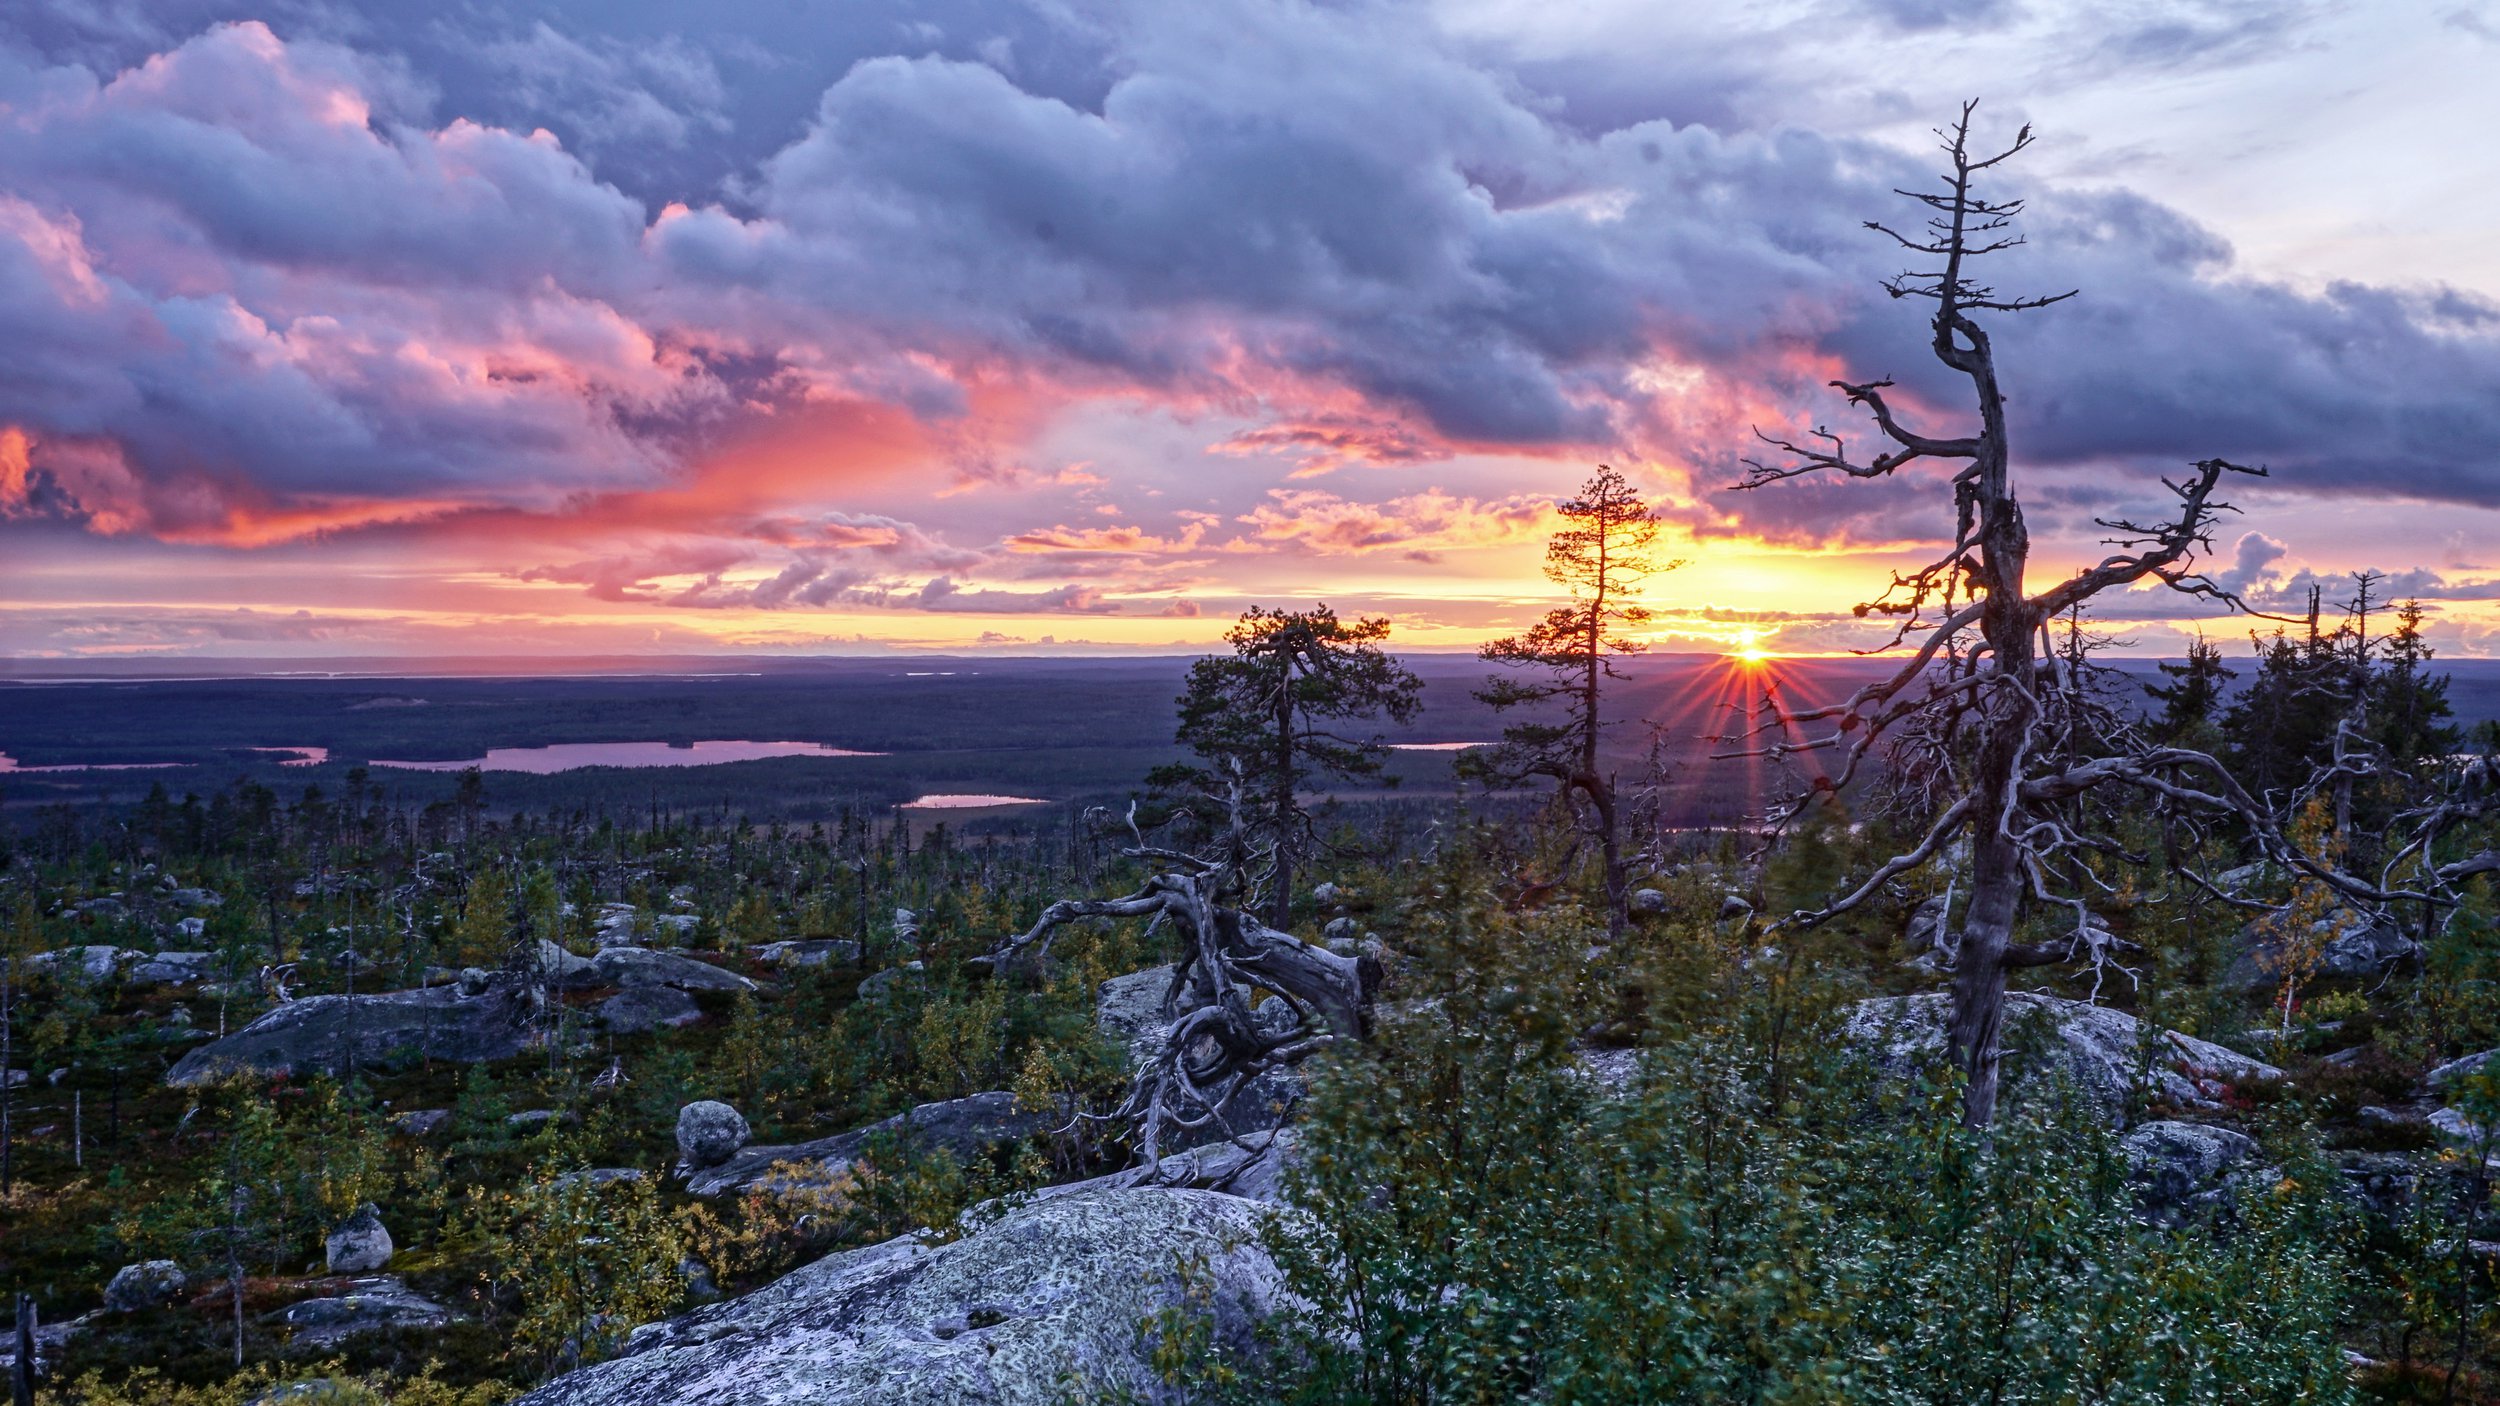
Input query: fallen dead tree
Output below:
<box><xmin>983</xmin><ymin>828</ymin><xmax>1377</xmax><ymax>1176</ymax></box>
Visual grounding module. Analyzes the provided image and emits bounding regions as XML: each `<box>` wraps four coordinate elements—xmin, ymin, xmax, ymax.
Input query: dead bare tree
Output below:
<box><xmin>981</xmin><ymin>803</ymin><xmax>1377</xmax><ymax>1174</ymax></box>
<box><xmin>1718</xmin><ymin>104</ymin><xmax>2289</xmax><ymax>1126</ymax></box>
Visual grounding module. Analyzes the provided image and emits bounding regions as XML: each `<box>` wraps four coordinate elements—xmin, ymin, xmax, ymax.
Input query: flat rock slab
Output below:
<box><xmin>756</xmin><ymin>939</ymin><xmax>861</xmax><ymax>967</ymax></box>
<box><xmin>595</xmin><ymin>946</ymin><xmax>755</xmax><ymax>993</ymax></box>
<box><xmin>687</xmin><ymin>1091</ymin><xmax>1055</xmax><ymax>1198</ymax></box>
<box><xmin>513</xmin><ymin>1186</ymin><xmax>1287</xmax><ymax>1406</ymax></box>
<box><xmin>166</xmin><ymin>984</ymin><xmax>541</xmax><ymax>1086</ymax></box>
<box><xmin>601</xmin><ymin>985</ymin><xmax>705</xmax><ymax>1033</ymax></box>
<box><xmin>1842</xmin><ymin>992</ymin><xmax>2281</xmax><ymax>1124</ymax></box>
<box><xmin>263</xmin><ymin>1275</ymin><xmax>459</xmax><ymax>1349</ymax></box>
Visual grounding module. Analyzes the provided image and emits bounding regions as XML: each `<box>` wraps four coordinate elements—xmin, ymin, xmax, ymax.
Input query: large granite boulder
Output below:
<box><xmin>677</xmin><ymin>1101</ymin><xmax>752</xmax><ymax>1169</ymax></box>
<box><xmin>325</xmin><ymin>1204</ymin><xmax>393</xmax><ymax>1273</ymax></box>
<box><xmin>104</xmin><ymin>1260</ymin><xmax>186</xmax><ymax>1312</ymax></box>
<box><xmin>166</xmin><ymin>982</ymin><xmax>541</xmax><ymax>1087</ymax></box>
<box><xmin>687</xmin><ymin>1092</ymin><xmax>1056</xmax><ymax>1198</ymax></box>
<box><xmin>512</xmin><ymin>1185</ymin><xmax>1289</xmax><ymax>1406</ymax></box>
<box><xmin>594</xmin><ymin>946</ymin><xmax>755</xmax><ymax>993</ymax></box>
<box><xmin>1841</xmin><ymin>992</ymin><xmax>2281</xmax><ymax>1124</ymax></box>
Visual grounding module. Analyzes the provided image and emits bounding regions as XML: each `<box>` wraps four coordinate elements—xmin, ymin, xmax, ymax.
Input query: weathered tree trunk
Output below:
<box><xmin>11</xmin><ymin>1294</ymin><xmax>33</xmax><ymax>1406</ymax></box>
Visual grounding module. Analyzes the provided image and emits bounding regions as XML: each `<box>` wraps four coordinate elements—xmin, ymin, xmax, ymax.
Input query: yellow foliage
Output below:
<box><xmin>38</xmin><ymin>1361</ymin><xmax>506</xmax><ymax>1406</ymax></box>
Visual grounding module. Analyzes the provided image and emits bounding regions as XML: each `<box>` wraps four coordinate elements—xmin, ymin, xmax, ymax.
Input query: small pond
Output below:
<box><xmin>372</xmin><ymin>740</ymin><xmax>883</xmax><ymax>774</ymax></box>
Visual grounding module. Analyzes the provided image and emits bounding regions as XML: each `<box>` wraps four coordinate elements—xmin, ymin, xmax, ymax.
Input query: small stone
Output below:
<box><xmin>389</xmin><ymin>1108</ymin><xmax>451</xmax><ymax>1138</ymax></box>
<box><xmin>104</xmin><ymin>1259</ymin><xmax>186</xmax><ymax>1312</ymax></box>
<box><xmin>1628</xmin><ymin>888</ymin><xmax>1669</xmax><ymax>915</ymax></box>
<box><xmin>858</xmin><ymin>961</ymin><xmax>924</xmax><ymax>1003</ymax></box>
<box><xmin>325</xmin><ymin>1204</ymin><xmax>393</xmax><ymax>1273</ymax></box>
<box><xmin>677</xmin><ymin>1100</ymin><xmax>752</xmax><ymax>1169</ymax></box>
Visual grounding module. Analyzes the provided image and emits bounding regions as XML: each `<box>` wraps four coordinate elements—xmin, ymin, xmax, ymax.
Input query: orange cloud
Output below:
<box><xmin>1235</xmin><ymin>487</ymin><xmax>1555</xmax><ymax>557</ymax></box>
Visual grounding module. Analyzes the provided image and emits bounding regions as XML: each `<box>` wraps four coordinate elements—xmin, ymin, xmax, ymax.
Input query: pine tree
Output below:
<box><xmin>2146</xmin><ymin>632</ymin><xmax>2235</xmax><ymax>747</ymax></box>
<box><xmin>1472</xmin><ymin>466</ymin><xmax>1680</xmax><ymax>938</ymax></box>
<box><xmin>1154</xmin><ymin>605</ymin><xmax>1423</xmax><ymax>929</ymax></box>
<box><xmin>2369</xmin><ymin>600</ymin><xmax>2460</xmax><ymax>765</ymax></box>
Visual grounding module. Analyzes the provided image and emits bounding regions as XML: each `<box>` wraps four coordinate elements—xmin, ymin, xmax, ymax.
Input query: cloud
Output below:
<box><xmin>1236</xmin><ymin>488</ymin><xmax>1554</xmax><ymax>556</ymax></box>
<box><xmin>912</xmin><ymin>576</ymin><xmax>1120</xmax><ymax>614</ymax></box>
<box><xmin>2</xmin><ymin>0</ymin><xmax>2500</xmax><ymax>619</ymax></box>
<box><xmin>1000</xmin><ymin>520</ymin><xmax>1207</xmax><ymax>556</ymax></box>
<box><xmin>2213</xmin><ymin>531</ymin><xmax>2290</xmax><ymax>599</ymax></box>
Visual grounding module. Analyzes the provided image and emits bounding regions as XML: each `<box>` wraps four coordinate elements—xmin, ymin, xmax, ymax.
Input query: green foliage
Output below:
<box><xmin>465</xmin><ymin>1162</ymin><xmax>687</xmax><ymax>1378</ymax></box>
<box><xmin>1154</xmin><ymin>605</ymin><xmax>1423</xmax><ymax>927</ymax></box>
<box><xmin>1138</xmin><ymin>873</ymin><xmax>2357</xmax><ymax>1406</ymax></box>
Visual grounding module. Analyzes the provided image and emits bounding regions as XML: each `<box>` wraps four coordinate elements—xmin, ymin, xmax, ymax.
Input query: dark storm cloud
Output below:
<box><xmin>3</xmin><ymin>0</ymin><xmax>2500</xmax><ymax>552</ymax></box>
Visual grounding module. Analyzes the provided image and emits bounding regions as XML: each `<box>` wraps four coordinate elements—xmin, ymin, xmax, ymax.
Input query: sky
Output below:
<box><xmin>1</xmin><ymin>0</ymin><xmax>2498</xmax><ymax>661</ymax></box>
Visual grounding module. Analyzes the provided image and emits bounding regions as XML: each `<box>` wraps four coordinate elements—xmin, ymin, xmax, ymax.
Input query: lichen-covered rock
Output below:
<box><xmin>263</xmin><ymin>1275</ymin><xmax>457</xmax><ymax>1348</ymax></box>
<box><xmin>389</xmin><ymin>1108</ymin><xmax>451</xmax><ymax>1138</ymax></box>
<box><xmin>595</xmin><ymin>946</ymin><xmax>755</xmax><ymax>993</ymax></box>
<box><xmin>857</xmin><ymin>961</ymin><xmax>924</xmax><ymax>1004</ymax></box>
<box><xmin>677</xmin><ymin>1101</ymin><xmax>752</xmax><ymax>1169</ymax></box>
<box><xmin>325</xmin><ymin>1204</ymin><xmax>393</xmax><ymax>1273</ymax></box>
<box><xmin>1096</xmin><ymin>967</ymin><xmax>1181</xmax><ymax>1061</ymax></box>
<box><xmin>2226</xmin><ymin>906</ymin><xmax>2417</xmax><ymax>988</ymax></box>
<box><xmin>534</xmin><ymin>938</ymin><xmax>600</xmax><ymax>988</ymax></box>
<box><xmin>128</xmin><ymin>950</ymin><xmax>212</xmax><ymax>987</ymax></box>
<box><xmin>2120</xmin><ymin>1121</ymin><xmax>2262</xmax><ymax>1226</ymax></box>
<box><xmin>756</xmin><ymin>939</ymin><xmax>861</xmax><ymax>968</ymax></box>
<box><xmin>33</xmin><ymin>946</ymin><xmax>130</xmax><ymax>982</ymax></box>
<box><xmin>687</xmin><ymin>1092</ymin><xmax>1052</xmax><ymax>1198</ymax></box>
<box><xmin>513</xmin><ymin>1186</ymin><xmax>1288</xmax><ymax>1406</ymax></box>
<box><xmin>2427</xmin><ymin>1049</ymin><xmax>2498</xmax><ymax>1091</ymax></box>
<box><xmin>1841</xmin><ymin>992</ymin><xmax>2281</xmax><ymax>1124</ymax></box>
<box><xmin>1627</xmin><ymin>888</ymin><xmax>1669</xmax><ymax>916</ymax></box>
<box><xmin>165</xmin><ymin>983</ymin><xmax>541</xmax><ymax>1087</ymax></box>
<box><xmin>601</xmin><ymin>985</ymin><xmax>704</xmax><ymax>1034</ymax></box>
<box><xmin>104</xmin><ymin>1260</ymin><xmax>185</xmax><ymax>1312</ymax></box>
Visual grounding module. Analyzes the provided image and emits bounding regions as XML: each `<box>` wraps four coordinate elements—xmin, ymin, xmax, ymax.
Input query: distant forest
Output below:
<box><xmin>4</xmin><ymin>652</ymin><xmax>2498</xmax><ymax>833</ymax></box>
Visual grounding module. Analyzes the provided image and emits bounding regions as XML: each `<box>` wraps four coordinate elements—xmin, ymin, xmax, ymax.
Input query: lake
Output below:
<box><xmin>371</xmin><ymin>740</ymin><xmax>883</xmax><ymax>774</ymax></box>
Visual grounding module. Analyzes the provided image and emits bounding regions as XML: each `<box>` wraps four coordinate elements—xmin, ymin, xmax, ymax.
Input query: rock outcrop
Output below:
<box><xmin>600</xmin><ymin>985</ymin><xmax>704</xmax><ymax>1034</ymax></box>
<box><xmin>127</xmin><ymin>950</ymin><xmax>212</xmax><ymax>987</ymax></box>
<box><xmin>756</xmin><ymin>939</ymin><xmax>861</xmax><ymax>968</ymax></box>
<box><xmin>263</xmin><ymin>1276</ymin><xmax>458</xmax><ymax>1348</ymax></box>
<box><xmin>593</xmin><ymin>946</ymin><xmax>754</xmax><ymax>993</ymax></box>
<box><xmin>686</xmin><ymin>1092</ymin><xmax>1055</xmax><ymax>1198</ymax></box>
<box><xmin>2120</xmin><ymin>1121</ymin><xmax>2263</xmax><ymax>1226</ymax></box>
<box><xmin>512</xmin><ymin>1185</ymin><xmax>1290</xmax><ymax>1406</ymax></box>
<box><xmin>166</xmin><ymin>982</ymin><xmax>541</xmax><ymax>1086</ymax></box>
<box><xmin>1841</xmin><ymin>992</ymin><xmax>2281</xmax><ymax>1124</ymax></box>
